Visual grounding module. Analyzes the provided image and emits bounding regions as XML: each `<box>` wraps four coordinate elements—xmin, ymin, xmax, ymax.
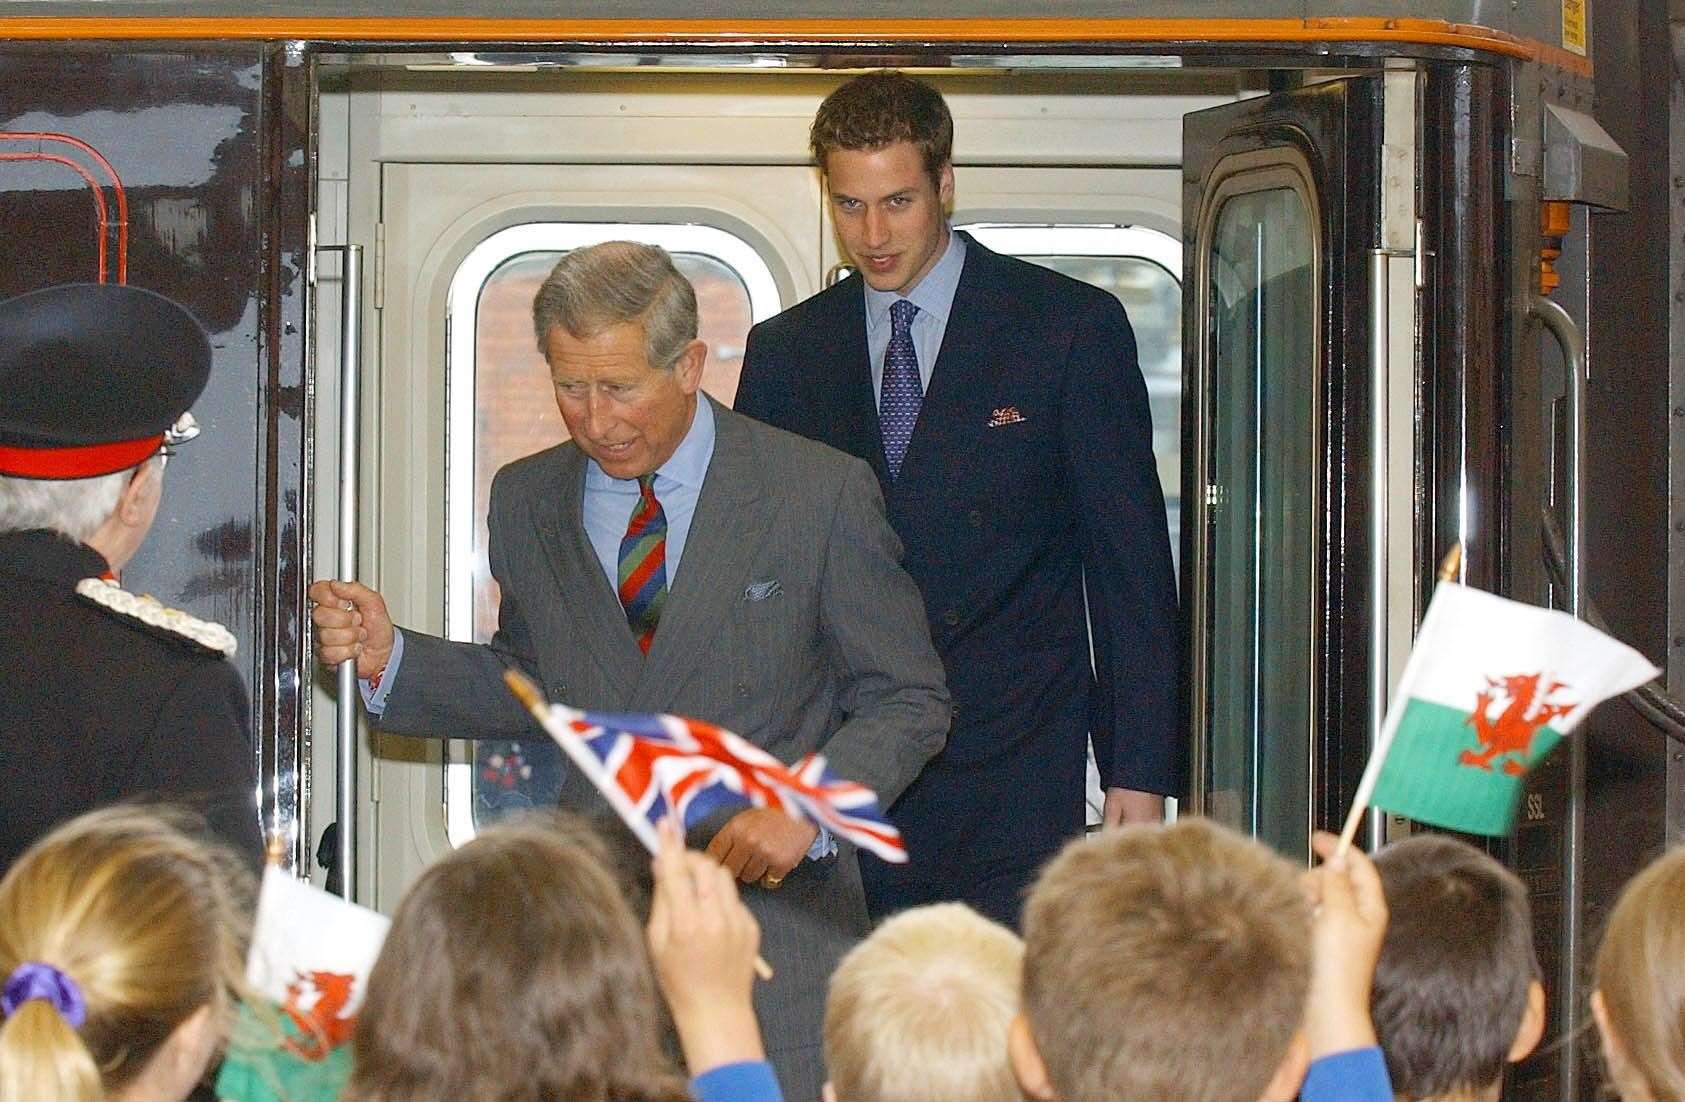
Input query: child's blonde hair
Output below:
<box><xmin>824</xmin><ymin>903</ymin><xmax>1023</xmax><ymax>1102</ymax></box>
<box><xmin>1594</xmin><ymin>844</ymin><xmax>1685</xmax><ymax>1102</ymax></box>
<box><xmin>0</xmin><ymin>806</ymin><xmax>252</xmax><ymax>1100</ymax></box>
<box><xmin>1022</xmin><ymin>819</ymin><xmax>1311</xmax><ymax>1102</ymax></box>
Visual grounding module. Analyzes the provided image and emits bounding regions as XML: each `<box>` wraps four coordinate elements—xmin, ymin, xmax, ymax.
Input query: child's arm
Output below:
<box><xmin>646</xmin><ymin>817</ymin><xmax>784</xmax><ymax>1101</ymax></box>
<box><xmin>1298</xmin><ymin>831</ymin><xmax>1392</xmax><ymax>1102</ymax></box>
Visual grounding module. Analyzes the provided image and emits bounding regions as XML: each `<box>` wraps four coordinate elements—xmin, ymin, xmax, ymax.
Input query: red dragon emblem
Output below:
<box><xmin>281</xmin><ymin>969</ymin><xmax>358</xmax><ymax>1060</ymax></box>
<box><xmin>1459</xmin><ymin>673</ymin><xmax>1577</xmax><ymax>775</ymax></box>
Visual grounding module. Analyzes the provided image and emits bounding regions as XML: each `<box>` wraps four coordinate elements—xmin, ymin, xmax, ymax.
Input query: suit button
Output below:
<box><xmin>967</xmin><ymin>509</ymin><xmax>984</xmax><ymax>527</ymax></box>
<box><xmin>942</xmin><ymin>609</ymin><xmax>960</xmax><ymax>627</ymax></box>
<box><xmin>735</xmin><ymin>681</ymin><xmax>750</xmax><ymax>698</ymax></box>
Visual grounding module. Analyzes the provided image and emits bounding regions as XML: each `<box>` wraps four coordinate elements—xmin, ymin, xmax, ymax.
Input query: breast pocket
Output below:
<box><xmin>731</xmin><ymin>580</ymin><xmax>818</xmax><ymax>674</ymax></box>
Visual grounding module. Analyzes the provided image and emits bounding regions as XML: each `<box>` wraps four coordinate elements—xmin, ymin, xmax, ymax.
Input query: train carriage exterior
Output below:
<box><xmin>2</xmin><ymin>4</ymin><xmax>1680</xmax><ymax>1098</ymax></box>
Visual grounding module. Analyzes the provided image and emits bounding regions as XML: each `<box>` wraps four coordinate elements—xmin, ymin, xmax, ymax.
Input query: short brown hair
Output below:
<box><xmin>810</xmin><ymin>70</ymin><xmax>953</xmax><ymax>184</ymax></box>
<box><xmin>825</xmin><ymin>903</ymin><xmax>1023</xmax><ymax>1102</ymax></box>
<box><xmin>1021</xmin><ymin>819</ymin><xmax>1310</xmax><ymax>1102</ymax></box>
<box><xmin>1371</xmin><ymin>834</ymin><xmax>1539</xmax><ymax>1098</ymax></box>
<box><xmin>530</xmin><ymin>240</ymin><xmax>698</xmax><ymax>372</ymax></box>
<box><xmin>1593</xmin><ymin>844</ymin><xmax>1685</xmax><ymax>1102</ymax></box>
<box><xmin>346</xmin><ymin>815</ymin><xmax>688</xmax><ymax>1102</ymax></box>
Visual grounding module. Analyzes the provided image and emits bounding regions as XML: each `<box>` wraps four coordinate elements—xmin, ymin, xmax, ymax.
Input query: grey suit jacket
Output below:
<box><xmin>377</xmin><ymin>399</ymin><xmax>950</xmax><ymax>1061</ymax></box>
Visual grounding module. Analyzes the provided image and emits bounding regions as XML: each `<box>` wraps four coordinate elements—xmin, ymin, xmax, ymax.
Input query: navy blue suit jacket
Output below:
<box><xmin>737</xmin><ymin>233</ymin><xmax>1181</xmax><ymax>911</ymax></box>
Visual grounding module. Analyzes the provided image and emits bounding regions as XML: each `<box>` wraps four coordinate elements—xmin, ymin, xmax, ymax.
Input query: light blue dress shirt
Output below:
<box><xmin>863</xmin><ymin>228</ymin><xmax>966</xmax><ymax>402</ymax></box>
<box><xmin>580</xmin><ymin>395</ymin><xmax>715</xmax><ymax>588</ymax></box>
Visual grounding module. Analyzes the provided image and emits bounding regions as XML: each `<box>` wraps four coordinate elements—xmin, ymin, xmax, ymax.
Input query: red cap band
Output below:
<box><xmin>0</xmin><ymin>434</ymin><xmax>162</xmax><ymax>479</ymax></box>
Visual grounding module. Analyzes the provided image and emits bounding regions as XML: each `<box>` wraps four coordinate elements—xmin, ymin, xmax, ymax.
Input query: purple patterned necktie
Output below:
<box><xmin>880</xmin><ymin>298</ymin><xmax>922</xmax><ymax>479</ymax></box>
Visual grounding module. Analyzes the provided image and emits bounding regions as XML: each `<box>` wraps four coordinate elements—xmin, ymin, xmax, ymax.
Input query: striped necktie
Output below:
<box><xmin>617</xmin><ymin>474</ymin><xmax>668</xmax><ymax>655</ymax></box>
<box><xmin>879</xmin><ymin>298</ymin><xmax>922</xmax><ymax>479</ymax></box>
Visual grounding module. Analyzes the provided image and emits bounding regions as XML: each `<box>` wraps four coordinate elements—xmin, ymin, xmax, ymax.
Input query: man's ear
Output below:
<box><xmin>1008</xmin><ymin>1013</ymin><xmax>1057</xmax><ymax>1101</ymax></box>
<box><xmin>937</xmin><ymin>161</ymin><xmax>955</xmax><ymax>210</ymax></box>
<box><xmin>1257</xmin><ymin>1030</ymin><xmax>1310</xmax><ymax>1102</ymax></box>
<box><xmin>674</xmin><ymin>338</ymin><xmax>708</xmax><ymax>395</ymax></box>
<box><xmin>1509</xmin><ymin>980</ymin><xmax>1546</xmax><ymax>1062</ymax></box>
<box><xmin>116</xmin><ymin>460</ymin><xmax>159</xmax><ymax>525</ymax></box>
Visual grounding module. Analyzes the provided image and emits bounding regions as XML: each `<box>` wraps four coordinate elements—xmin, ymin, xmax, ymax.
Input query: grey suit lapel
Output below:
<box><xmin>634</xmin><ymin>399</ymin><xmax>771</xmax><ymax>711</ymax></box>
<box><xmin>530</xmin><ymin>447</ymin><xmax>644</xmax><ymax>697</ymax></box>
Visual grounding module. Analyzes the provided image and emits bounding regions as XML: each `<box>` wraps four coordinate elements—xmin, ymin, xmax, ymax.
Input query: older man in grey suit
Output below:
<box><xmin>310</xmin><ymin>241</ymin><xmax>949</xmax><ymax>1098</ymax></box>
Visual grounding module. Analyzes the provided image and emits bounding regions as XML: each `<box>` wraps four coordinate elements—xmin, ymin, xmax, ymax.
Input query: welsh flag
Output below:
<box><xmin>1362</xmin><ymin>581</ymin><xmax>1659</xmax><ymax>836</ymax></box>
<box><xmin>216</xmin><ymin>865</ymin><xmax>390</xmax><ymax>1102</ymax></box>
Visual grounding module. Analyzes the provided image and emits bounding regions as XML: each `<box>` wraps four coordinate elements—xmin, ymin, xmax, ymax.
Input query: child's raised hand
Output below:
<box><xmin>1302</xmin><ymin>831</ymin><xmax>1389</xmax><ymax>1058</ymax></box>
<box><xmin>646</xmin><ymin>816</ymin><xmax>767</xmax><ymax>1075</ymax></box>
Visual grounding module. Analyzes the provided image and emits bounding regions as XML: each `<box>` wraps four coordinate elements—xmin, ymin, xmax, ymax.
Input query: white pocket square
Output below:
<box><xmin>744</xmin><ymin>580</ymin><xmax>783</xmax><ymax>602</ymax></box>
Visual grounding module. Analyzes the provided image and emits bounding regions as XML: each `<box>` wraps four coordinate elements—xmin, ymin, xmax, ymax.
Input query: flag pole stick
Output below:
<box><xmin>1333</xmin><ymin>545</ymin><xmax>1463</xmax><ymax>858</ymax></box>
<box><xmin>503</xmin><ymin>669</ymin><xmax>775</xmax><ymax>982</ymax></box>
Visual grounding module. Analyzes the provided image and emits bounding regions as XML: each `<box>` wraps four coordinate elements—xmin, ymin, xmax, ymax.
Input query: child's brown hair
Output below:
<box><xmin>347</xmin><ymin>816</ymin><xmax>689</xmax><ymax>1102</ymax></box>
<box><xmin>1021</xmin><ymin>819</ymin><xmax>1311</xmax><ymax>1102</ymax></box>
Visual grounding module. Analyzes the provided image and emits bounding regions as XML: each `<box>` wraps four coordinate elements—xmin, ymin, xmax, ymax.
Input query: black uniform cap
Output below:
<box><xmin>0</xmin><ymin>283</ymin><xmax>211</xmax><ymax>480</ymax></box>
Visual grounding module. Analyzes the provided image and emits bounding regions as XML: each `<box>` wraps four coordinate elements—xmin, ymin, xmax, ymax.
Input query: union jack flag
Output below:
<box><xmin>545</xmin><ymin>704</ymin><xmax>908</xmax><ymax>864</ymax></box>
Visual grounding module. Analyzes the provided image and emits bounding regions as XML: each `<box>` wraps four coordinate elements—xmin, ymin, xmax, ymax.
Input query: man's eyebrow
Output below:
<box><xmin>831</xmin><ymin>188</ymin><xmax>916</xmax><ymax>203</ymax></box>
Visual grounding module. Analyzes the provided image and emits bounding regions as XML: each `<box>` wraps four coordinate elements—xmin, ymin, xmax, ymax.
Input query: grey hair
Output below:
<box><xmin>530</xmin><ymin>241</ymin><xmax>698</xmax><ymax>372</ymax></box>
<box><xmin>0</xmin><ymin>468</ymin><xmax>133</xmax><ymax>542</ymax></box>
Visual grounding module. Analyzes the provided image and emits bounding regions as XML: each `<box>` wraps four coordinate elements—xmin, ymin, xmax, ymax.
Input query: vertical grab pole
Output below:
<box><xmin>1531</xmin><ymin>293</ymin><xmax>1586</xmax><ymax>1102</ymax></box>
<box><xmin>334</xmin><ymin>244</ymin><xmax>363</xmax><ymax>901</ymax></box>
<box><xmin>1368</xmin><ymin>249</ymin><xmax>1391</xmax><ymax>853</ymax></box>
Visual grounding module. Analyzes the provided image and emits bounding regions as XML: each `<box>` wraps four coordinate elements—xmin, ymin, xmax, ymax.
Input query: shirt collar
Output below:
<box><xmin>864</xmin><ymin>228</ymin><xmax>966</xmax><ymax>328</ymax></box>
<box><xmin>584</xmin><ymin>394</ymin><xmax>716</xmax><ymax>491</ymax></box>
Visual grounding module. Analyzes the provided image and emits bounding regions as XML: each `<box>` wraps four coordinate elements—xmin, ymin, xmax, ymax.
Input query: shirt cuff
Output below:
<box><xmin>807</xmin><ymin>825</ymin><xmax>837</xmax><ymax>861</ymax></box>
<box><xmin>1300</xmin><ymin>1046</ymin><xmax>1392</xmax><ymax>1102</ymax></box>
<box><xmin>358</xmin><ymin>628</ymin><xmax>404</xmax><ymax>717</ymax></box>
<box><xmin>689</xmin><ymin>1060</ymin><xmax>784</xmax><ymax>1102</ymax></box>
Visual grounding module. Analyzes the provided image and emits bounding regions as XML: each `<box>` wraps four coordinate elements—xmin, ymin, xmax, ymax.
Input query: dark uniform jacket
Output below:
<box><xmin>737</xmin><ymin>233</ymin><xmax>1182</xmax><ymax>926</ymax></box>
<box><xmin>0</xmin><ymin>529</ymin><xmax>261</xmax><ymax>874</ymax></box>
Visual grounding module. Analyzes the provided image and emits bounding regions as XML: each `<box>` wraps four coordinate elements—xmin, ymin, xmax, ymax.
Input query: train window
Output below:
<box><xmin>1200</xmin><ymin>181</ymin><xmax>1317</xmax><ymax>858</ymax></box>
<box><xmin>441</xmin><ymin>223</ymin><xmax>782</xmax><ymax>844</ymax></box>
<box><xmin>958</xmin><ymin>224</ymin><xmax>1183</xmax><ymax>568</ymax></box>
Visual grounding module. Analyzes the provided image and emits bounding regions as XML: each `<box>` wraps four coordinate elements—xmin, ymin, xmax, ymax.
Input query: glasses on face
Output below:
<box><xmin>156</xmin><ymin>412</ymin><xmax>201</xmax><ymax>472</ymax></box>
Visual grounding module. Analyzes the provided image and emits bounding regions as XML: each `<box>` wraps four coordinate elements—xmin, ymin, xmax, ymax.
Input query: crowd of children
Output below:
<box><xmin>1</xmin><ymin>803</ymin><xmax>1682</xmax><ymax>1102</ymax></box>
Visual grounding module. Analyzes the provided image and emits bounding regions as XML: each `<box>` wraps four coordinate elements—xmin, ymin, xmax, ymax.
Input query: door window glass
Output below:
<box><xmin>1201</xmin><ymin>184</ymin><xmax>1318</xmax><ymax>858</ymax></box>
<box><xmin>443</xmin><ymin>223</ymin><xmax>781</xmax><ymax>843</ymax></box>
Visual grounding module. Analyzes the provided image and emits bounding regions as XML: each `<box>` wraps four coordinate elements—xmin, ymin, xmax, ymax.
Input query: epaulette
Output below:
<box><xmin>74</xmin><ymin>577</ymin><xmax>238</xmax><ymax>658</ymax></box>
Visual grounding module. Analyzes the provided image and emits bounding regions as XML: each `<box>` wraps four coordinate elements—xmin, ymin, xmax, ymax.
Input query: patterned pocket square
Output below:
<box><xmin>744</xmin><ymin>579</ymin><xmax>783</xmax><ymax>602</ymax></box>
<box><xmin>987</xmin><ymin>406</ymin><xmax>1027</xmax><ymax>428</ymax></box>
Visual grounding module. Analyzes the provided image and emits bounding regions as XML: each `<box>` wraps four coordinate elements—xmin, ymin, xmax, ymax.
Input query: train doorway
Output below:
<box><xmin>313</xmin><ymin>69</ymin><xmax>1217</xmax><ymax>904</ymax></box>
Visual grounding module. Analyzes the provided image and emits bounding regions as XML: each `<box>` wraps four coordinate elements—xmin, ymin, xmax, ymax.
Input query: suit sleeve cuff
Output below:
<box><xmin>1301</xmin><ymin>1046</ymin><xmax>1392</xmax><ymax>1102</ymax></box>
<box><xmin>358</xmin><ymin>628</ymin><xmax>404</xmax><ymax>716</ymax></box>
<box><xmin>689</xmin><ymin>1061</ymin><xmax>784</xmax><ymax>1102</ymax></box>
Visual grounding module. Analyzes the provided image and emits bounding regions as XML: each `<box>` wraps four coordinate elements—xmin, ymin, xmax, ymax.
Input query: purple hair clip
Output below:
<box><xmin>1</xmin><ymin>961</ymin><xmax>87</xmax><ymax>1028</ymax></box>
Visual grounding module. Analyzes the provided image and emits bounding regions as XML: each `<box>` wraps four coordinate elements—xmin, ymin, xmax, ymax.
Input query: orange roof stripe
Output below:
<box><xmin>0</xmin><ymin>16</ymin><xmax>1592</xmax><ymax>76</ymax></box>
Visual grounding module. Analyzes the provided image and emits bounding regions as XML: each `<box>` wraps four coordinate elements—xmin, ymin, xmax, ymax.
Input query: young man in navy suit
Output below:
<box><xmin>735</xmin><ymin>71</ymin><xmax>1181</xmax><ymax>927</ymax></box>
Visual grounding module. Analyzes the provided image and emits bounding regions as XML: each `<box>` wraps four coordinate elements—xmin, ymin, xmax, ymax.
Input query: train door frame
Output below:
<box><xmin>1182</xmin><ymin>72</ymin><xmax>1413</xmax><ymax>863</ymax></box>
